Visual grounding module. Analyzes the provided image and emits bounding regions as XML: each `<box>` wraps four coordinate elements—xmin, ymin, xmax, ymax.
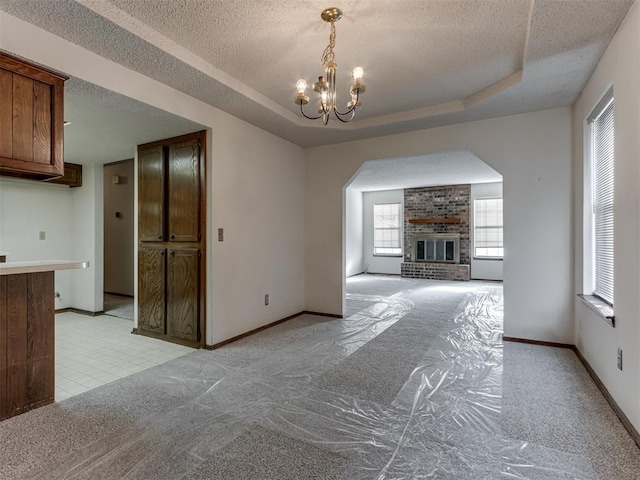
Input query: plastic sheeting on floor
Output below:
<box><xmin>4</xmin><ymin>286</ymin><xmax>597</xmax><ymax>479</ymax></box>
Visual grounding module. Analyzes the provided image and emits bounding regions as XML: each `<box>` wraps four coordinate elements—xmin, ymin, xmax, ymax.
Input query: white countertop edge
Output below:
<box><xmin>0</xmin><ymin>260</ymin><xmax>90</xmax><ymax>275</ymax></box>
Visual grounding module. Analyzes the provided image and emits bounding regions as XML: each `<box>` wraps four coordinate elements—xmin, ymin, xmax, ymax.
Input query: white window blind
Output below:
<box><xmin>374</xmin><ymin>203</ymin><xmax>402</xmax><ymax>255</ymax></box>
<box><xmin>474</xmin><ymin>197</ymin><xmax>503</xmax><ymax>258</ymax></box>
<box><xmin>590</xmin><ymin>94</ymin><xmax>614</xmax><ymax>305</ymax></box>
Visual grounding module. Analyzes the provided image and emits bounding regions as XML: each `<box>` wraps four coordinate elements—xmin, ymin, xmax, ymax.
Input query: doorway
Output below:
<box><xmin>103</xmin><ymin>159</ymin><xmax>135</xmax><ymax>320</ymax></box>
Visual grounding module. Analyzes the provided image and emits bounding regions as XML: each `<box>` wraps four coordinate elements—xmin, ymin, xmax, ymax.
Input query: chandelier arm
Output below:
<box><xmin>333</xmin><ymin>104</ymin><xmax>357</xmax><ymax>117</ymax></box>
<box><xmin>300</xmin><ymin>103</ymin><xmax>325</xmax><ymax>120</ymax></box>
<box><xmin>333</xmin><ymin>89</ymin><xmax>360</xmax><ymax>117</ymax></box>
<box><xmin>333</xmin><ymin>108</ymin><xmax>357</xmax><ymax>123</ymax></box>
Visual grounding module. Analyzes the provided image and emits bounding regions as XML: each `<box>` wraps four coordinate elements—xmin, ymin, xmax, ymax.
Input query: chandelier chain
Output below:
<box><xmin>321</xmin><ymin>21</ymin><xmax>337</xmax><ymax>66</ymax></box>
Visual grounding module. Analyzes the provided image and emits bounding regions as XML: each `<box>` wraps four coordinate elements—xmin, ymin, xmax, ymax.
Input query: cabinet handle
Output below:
<box><xmin>157</xmin><ymin>235</ymin><xmax>162</xmax><ymax>240</ymax></box>
<box><xmin>160</xmin><ymin>250</ymin><xmax>165</xmax><ymax>256</ymax></box>
<box><xmin>170</xmin><ymin>250</ymin><xmax>175</xmax><ymax>256</ymax></box>
<box><xmin>170</xmin><ymin>233</ymin><xmax>175</xmax><ymax>240</ymax></box>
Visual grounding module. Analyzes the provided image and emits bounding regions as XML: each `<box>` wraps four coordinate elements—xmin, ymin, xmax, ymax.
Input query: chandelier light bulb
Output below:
<box><xmin>352</xmin><ymin>66</ymin><xmax>364</xmax><ymax>81</ymax></box>
<box><xmin>296</xmin><ymin>79</ymin><xmax>307</xmax><ymax>94</ymax></box>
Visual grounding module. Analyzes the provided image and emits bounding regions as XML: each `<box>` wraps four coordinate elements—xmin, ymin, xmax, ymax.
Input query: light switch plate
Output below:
<box><xmin>618</xmin><ymin>347</ymin><xmax>623</xmax><ymax>371</ymax></box>
<box><xmin>218</xmin><ymin>228</ymin><xmax>224</xmax><ymax>241</ymax></box>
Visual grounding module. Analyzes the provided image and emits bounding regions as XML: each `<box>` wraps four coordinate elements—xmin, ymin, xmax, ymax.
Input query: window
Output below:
<box><xmin>474</xmin><ymin>197</ymin><xmax>503</xmax><ymax>258</ymax></box>
<box><xmin>588</xmin><ymin>90</ymin><xmax>615</xmax><ymax>306</ymax></box>
<box><xmin>374</xmin><ymin>203</ymin><xmax>402</xmax><ymax>255</ymax></box>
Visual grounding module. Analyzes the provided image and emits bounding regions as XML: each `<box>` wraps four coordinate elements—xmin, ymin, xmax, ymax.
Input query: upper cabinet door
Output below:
<box><xmin>138</xmin><ymin>145</ymin><xmax>165</xmax><ymax>242</ymax></box>
<box><xmin>0</xmin><ymin>52</ymin><xmax>67</xmax><ymax>179</ymax></box>
<box><xmin>168</xmin><ymin>139</ymin><xmax>201</xmax><ymax>242</ymax></box>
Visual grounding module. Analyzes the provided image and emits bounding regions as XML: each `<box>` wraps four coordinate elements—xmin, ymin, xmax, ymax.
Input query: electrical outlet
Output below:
<box><xmin>218</xmin><ymin>228</ymin><xmax>224</xmax><ymax>241</ymax></box>
<box><xmin>617</xmin><ymin>347</ymin><xmax>623</xmax><ymax>371</ymax></box>
<box><xmin>265</xmin><ymin>294</ymin><xmax>269</xmax><ymax>306</ymax></box>
<box><xmin>39</xmin><ymin>231</ymin><xmax>46</xmax><ymax>240</ymax></box>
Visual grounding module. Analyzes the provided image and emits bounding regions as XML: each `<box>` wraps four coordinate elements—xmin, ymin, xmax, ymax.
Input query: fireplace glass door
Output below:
<box><xmin>416</xmin><ymin>239</ymin><xmax>457</xmax><ymax>262</ymax></box>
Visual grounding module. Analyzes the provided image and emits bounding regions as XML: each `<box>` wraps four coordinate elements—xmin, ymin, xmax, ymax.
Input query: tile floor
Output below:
<box><xmin>55</xmin><ymin>312</ymin><xmax>193</xmax><ymax>401</ymax></box>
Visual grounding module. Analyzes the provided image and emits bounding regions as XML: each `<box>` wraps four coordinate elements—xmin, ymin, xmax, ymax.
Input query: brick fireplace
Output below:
<box><xmin>401</xmin><ymin>184</ymin><xmax>471</xmax><ymax>281</ymax></box>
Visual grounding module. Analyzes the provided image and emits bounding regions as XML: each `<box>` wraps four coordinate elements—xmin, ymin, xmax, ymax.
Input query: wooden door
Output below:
<box><xmin>138</xmin><ymin>145</ymin><xmax>165</xmax><ymax>242</ymax></box>
<box><xmin>167</xmin><ymin>248</ymin><xmax>200</xmax><ymax>342</ymax></box>
<box><xmin>0</xmin><ymin>52</ymin><xmax>66</xmax><ymax>179</ymax></box>
<box><xmin>138</xmin><ymin>247</ymin><xmax>166</xmax><ymax>334</ymax></box>
<box><xmin>137</xmin><ymin>130</ymin><xmax>206</xmax><ymax>348</ymax></box>
<box><xmin>168</xmin><ymin>139</ymin><xmax>201</xmax><ymax>243</ymax></box>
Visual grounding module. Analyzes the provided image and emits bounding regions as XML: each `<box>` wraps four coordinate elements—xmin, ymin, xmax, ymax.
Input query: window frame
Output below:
<box><xmin>473</xmin><ymin>196</ymin><xmax>504</xmax><ymax>260</ymax></box>
<box><xmin>373</xmin><ymin>202</ymin><xmax>403</xmax><ymax>257</ymax></box>
<box><xmin>581</xmin><ymin>87</ymin><xmax>615</xmax><ymax>325</ymax></box>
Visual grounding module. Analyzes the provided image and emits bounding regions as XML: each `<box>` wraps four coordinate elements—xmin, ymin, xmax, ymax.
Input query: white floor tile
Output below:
<box><xmin>55</xmin><ymin>312</ymin><xmax>193</xmax><ymax>402</ymax></box>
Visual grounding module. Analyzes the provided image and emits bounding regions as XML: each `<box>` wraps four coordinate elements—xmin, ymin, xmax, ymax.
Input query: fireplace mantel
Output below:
<box><xmin>408</xmin><ymin>217</ymin><xmax>461</xmax><ymax>224</ymax></box>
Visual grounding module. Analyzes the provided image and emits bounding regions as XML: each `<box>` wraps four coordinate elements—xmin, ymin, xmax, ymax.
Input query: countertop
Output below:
<box><xmin>0</xmin><ymin>260</ymin><xmax>90</xmax><ymax>275</ymax></box>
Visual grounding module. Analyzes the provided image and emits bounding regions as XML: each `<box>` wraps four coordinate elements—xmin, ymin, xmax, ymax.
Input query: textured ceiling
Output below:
<box><xmin>63</xmin><ymin>78</ymin><xmax>204</xmax><ymax>165</ymax></box>
<box><xmin>348</xmin><ymin>151</ymin><xmax>502</xmax><ymax>192</ymax></box>
<box><xmin>0</xmin><ymin>0</ymin><xmax>635</xmax><ymax>150</ymax></box>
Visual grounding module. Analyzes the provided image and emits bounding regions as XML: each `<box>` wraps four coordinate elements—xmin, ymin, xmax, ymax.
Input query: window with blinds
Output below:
<box><xmin>474</xmin><ymin>197</ymin><xmax>503</xmax><ymax>258</ymax></box>
<box><xmin>374</xmin><ymin>203</ymin><xmax>402</xmax><ymax>255</ymax></box>
<box><xmin>589</xmin><ymin>91</ymin><xmax>615</xmax><ymax>305</ymax></box>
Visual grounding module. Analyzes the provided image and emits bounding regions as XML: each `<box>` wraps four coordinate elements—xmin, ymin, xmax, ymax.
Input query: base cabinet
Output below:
<box><xmin>138</xmin><ymin>247</ymin><xmax>200</xmax><ymax>344</ymax></box>
<box><xmin>167</xmin><ymin>248</ymin><xmax>200</xmax><ymax>343</ymax></box>
<box><xmin>138</xmin><ymin>247</ymin><xmax>166</xmax><ymax>335</ymax></box>
<box><xmin>0</xmin><ymin>272</ymin><xmax>54</xmax><ymax>420</ymax></box>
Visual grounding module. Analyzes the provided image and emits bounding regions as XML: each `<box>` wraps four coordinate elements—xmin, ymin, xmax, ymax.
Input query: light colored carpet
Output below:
<box><xmin>0</xmin><ymin>275</ymin><xmax>638</xmax><ymax>479</ymax></box>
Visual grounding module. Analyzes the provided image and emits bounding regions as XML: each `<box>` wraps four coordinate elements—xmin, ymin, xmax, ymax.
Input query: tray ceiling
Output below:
<box><xmin>0</xmin><ymin>0</ymin><xmax>634</xmax><ymax>147</ymax></box>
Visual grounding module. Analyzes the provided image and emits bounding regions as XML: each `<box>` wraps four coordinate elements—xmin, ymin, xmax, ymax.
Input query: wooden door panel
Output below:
<box><xmin>0</xmin><ymin>69</ymin><xmax>12</xmax><ymax>158</ymax></box>
<box><xmin>0</xmin><ymin>277</ymin><xmax>7</xmax><ymax>419</ymax></box>
<box><xmin>6</xmin><ymin>274</ymin><xmax>28</xmax><ymax>416</ymax></box>
<box><xmin>138</xmin><ymin>247</ymin><xmax>166</xmax><ymax>334</ymax></box>
<box><xmin>167</xmin><ymin>248</ymin><xmax>199</xmax><ymax>342</ymax></box>
<box><xmin>26</xmin><ymin>272</ymin><xmax>54</xmax><ymax>407</ymax></box>
<box><xmin>12</xmin><ymin>74</ymin><xmax>33</xmax><ymax>162</ymax></box>
<box><xmin>168</xmin><ymin>139</ymin><xmax>200</xmax><ymax>242</ymax></box>
<box><xmin>32</xmin><ymin>81</ymin><xmax>52</xmax><ymax>165</ymax></box>
<box><xmin>138</xmin><ymin>145</ymin><xmax>165</xmax><ymax>242</ymax></box>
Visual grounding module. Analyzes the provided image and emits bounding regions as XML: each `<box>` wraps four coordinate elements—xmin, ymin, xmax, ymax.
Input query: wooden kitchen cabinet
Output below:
<box><xmin>167</xmin><ymin>247</ymin><xmax>200</xmax><ymax>343</ymax></box>
<box><xmin>44</xmin><ymin>162</ymin><xmax>82</xmax><ymax>187</ymax></box>
<box><xmin>138</xmin><ymin>246</ymin><xmax>201</xmax><ymax>344</ymax></box>
<box><xmin>138</xmin><ymin>145</ymin><xmax>165</xmax><ymax>242</ymax></box>
<box><xmin>0</xmin><ymin>52</ymin><xmax>67</xmax><ymax>179</ymax></box>
<box><xmin>0</xmin><ymin>272</ymin><xmax>54</xmax><ymax>420</ymax></box>
<box><xmin>138</xmin><ymin>246</ymin><xmax>167</xmax><ymax>335</ymax></box>
<box><xmin>137</xmin><ymin>131</ymin><xmax>206</xmax><ymax>348</ymax></box>
<box><xmin>168</xmin><ymin>139</ymin><xmax>201</xmax><ymax>242</ymax></box>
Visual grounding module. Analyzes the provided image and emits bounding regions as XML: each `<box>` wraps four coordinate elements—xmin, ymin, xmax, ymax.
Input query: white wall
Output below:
<box><xmin>0</xmin><ymin>12</ymin><xmax>306</xmax><ymax>345</ymax></box>
<box><xmin>470</xmin><ymin>182</ymin><xmax>503</xmax><ymax>281</ymax></box>
<box><xmin>573</xmin><ymin>2</ymin><xmax>640</xmax><ymax>431</ymax></box>
<box><xmin>0</xmin><ymin>177</ymin><xmax>73</xmax><ymax>309</ymax></box>
<box><xmin>0</xmin><ymin>167</ymin><xmax>104</xmax><ymax>313</ymax></box>
<box><xmin>345</xmin><ymin>187</ymin><xmax>364</xmax><ymax>277</ymax></box>
<box><xmin>69</xmin><ymin>163</ymin><xmax>104</xmax><ymax>313</ymax></box>
<box><xmin>362</xmin><ymin>190</ymin><xmax>403</xmax><ymax>274</ymax></box>
<box><xmin>306</xmin><ymin>107</ymin><xmax>573</xmax><ymax>343</ymax></box>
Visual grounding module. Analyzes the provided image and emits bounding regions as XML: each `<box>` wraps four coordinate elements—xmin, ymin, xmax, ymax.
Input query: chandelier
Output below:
<box><xmin>295</xmin><ymin>7</ymin><xmax>366</xmax><ymax>124</ymax></box>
